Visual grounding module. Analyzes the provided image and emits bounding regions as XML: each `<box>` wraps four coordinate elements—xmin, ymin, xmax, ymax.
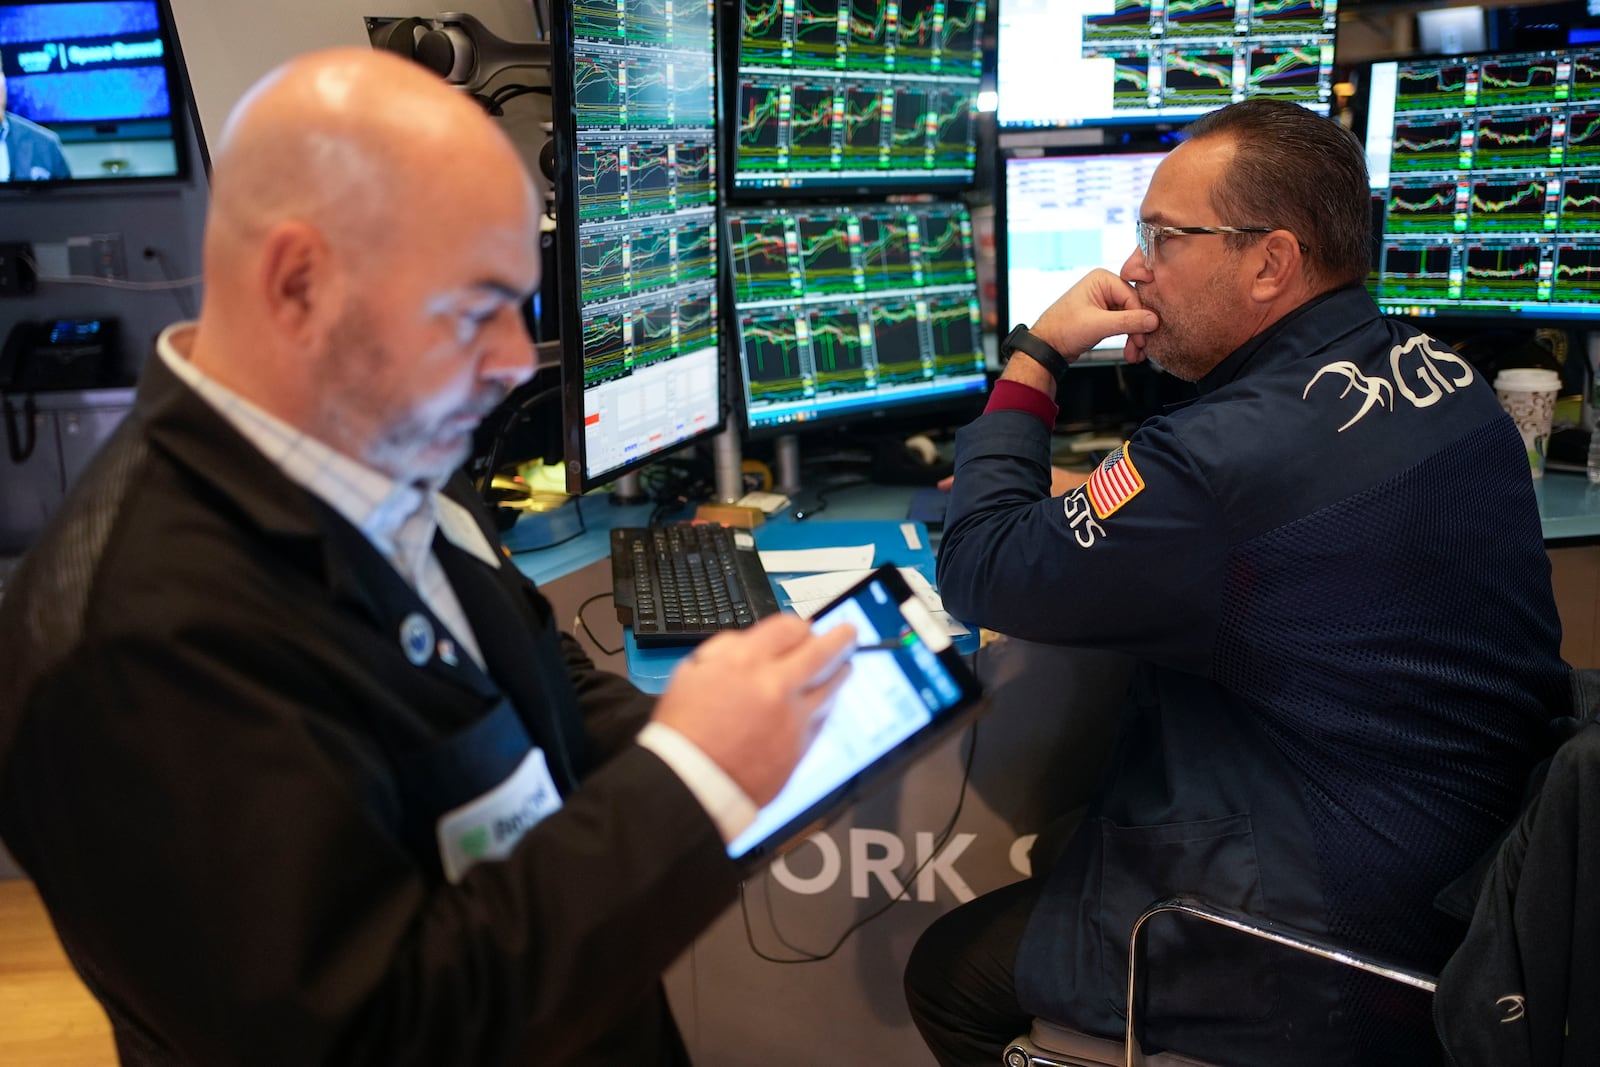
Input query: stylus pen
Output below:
<box><xmin>854</xmin><ymin>638</ymin><xmax>913</xmax><ymax>653</ymax></box>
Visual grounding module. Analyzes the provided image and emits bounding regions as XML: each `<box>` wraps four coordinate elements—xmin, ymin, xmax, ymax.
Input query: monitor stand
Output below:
<box><xmin>774</xmin><ymin>433</ymin><xmax>802</xmax><ymax>497</ymax></box>
<box><xmin>610</xmin><ymin>471</ymin><xmax>645</xmax><ymax>505</ymax></box>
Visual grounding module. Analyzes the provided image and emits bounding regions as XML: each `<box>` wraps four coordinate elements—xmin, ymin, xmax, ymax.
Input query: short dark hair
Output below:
<box><xmin>1184</xmin><ymin>99</ymin><xmax>1371</xmax><ymax>289</ymax></box>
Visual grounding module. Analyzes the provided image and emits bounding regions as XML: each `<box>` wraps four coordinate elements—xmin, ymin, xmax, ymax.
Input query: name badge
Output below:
<box><xmin>436</xmin><ymin>747</ymin><xmax>563</xmax><ymax>883</ymax></box>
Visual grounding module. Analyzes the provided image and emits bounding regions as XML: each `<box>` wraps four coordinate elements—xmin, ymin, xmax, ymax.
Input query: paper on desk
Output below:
<box><xmin>780</xmin><ymin>568</ymin><xmax>971</xmax><ymax>637</ymax></box>
<box><xmin>757</xmin><ymin>545</ymin><xmax>875</xmax><ymax>573</ymax></box>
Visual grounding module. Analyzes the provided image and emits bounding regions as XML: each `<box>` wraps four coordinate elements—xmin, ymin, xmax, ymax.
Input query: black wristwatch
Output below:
<box><xmin>999</xmin><ymin>324</ymin><xmax>1072</xmax><ymax>385</ymax></box>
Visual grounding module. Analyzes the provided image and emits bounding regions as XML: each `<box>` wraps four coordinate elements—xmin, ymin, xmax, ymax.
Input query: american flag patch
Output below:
<box><xmin>1086</xmin><ymin>443</ymin><xmax>1144</xmax><ymax>519</ymax></box>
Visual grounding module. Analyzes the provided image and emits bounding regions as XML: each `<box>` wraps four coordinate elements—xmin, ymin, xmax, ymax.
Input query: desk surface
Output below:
<box><xmin>509</xmin><ymin>472</ymin><xmax>1600</xmax><ymax>593</ymax></box>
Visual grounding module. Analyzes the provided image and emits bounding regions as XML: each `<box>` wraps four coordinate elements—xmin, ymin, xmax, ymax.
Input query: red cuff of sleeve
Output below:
<box><xmin>984</xmin><ymin>378</ymin><xmax>1059</xmax><ymax>428</ymax></box>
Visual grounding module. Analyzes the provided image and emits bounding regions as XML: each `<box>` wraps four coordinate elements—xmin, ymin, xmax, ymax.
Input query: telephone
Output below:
<box><xmin>1</xmin><ymin>318</ymin><xmax>121</xmax><ymax>463</ymax></box>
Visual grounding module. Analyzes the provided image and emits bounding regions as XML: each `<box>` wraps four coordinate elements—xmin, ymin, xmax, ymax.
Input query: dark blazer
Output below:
<box><xmin>0</xmin><ymin>352</ymin><xmax>737</xmax><ymax>1066</ymax></box>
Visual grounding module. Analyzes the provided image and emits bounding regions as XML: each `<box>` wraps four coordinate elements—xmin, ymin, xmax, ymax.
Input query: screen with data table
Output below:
<box><xmin>554</xmin><ymin>0</ymin><xmax>724</xmax><ymax>492</ymax></box>
<box><xmin>730</xmin><ymin>0</ymin><xmax>984</xmax><ymax>193</ymax></box>
<box><xmin>726</xmin><ymin>200</ymin><xmax>987</xmax><ymax>434</ymax></box>
<box><xmin>997</xmin><ymin>0</ymin><xmax>1337</xmax><ymax>130</ymax></box>
<box><xmin>1000</xmin><ymin>147</ymin><xmax>1170</xmax><ymax>362</ymax></box>
<box><xmin>1365</xmin><ymin>48</ymin><xmax>1600</xmax><ymax>322</ymax></box>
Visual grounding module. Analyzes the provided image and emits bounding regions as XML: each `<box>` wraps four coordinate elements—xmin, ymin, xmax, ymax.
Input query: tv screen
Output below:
<box><xmin>728</xmin><ymin>0</ymin><xmax>984</xmax><ymax>195</ymax></box>
<box><xmin>997</xmin><ymin>0</ymin><xmax>1337</xmax><ymax>130</ymax></box>
<box><xmin>0</xmin><ymin>0</ymin><xmax>185</xmax><ymax>185</ymax></box>
<box><xmin>1364</xmin><ymin>48</ymin><xmax>1600</xmax><ymax>323</ymax></box>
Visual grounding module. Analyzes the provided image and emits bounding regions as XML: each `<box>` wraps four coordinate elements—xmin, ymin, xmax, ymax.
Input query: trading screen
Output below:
<box><xmin>726</xmin><ymin>200</ymin><xmax>987</xmax><ymax>431</ymax></box>
<box><xmin>998</xmin><ymin>0</ymin><xmax>1337</xmax><ymax>129</ymax></box>
<box><xmin>1365</xmin><ymin>48</ymin><xmax>1600</xmax><ymax>320</ymax></box>
<box><xmin>733</xmin><ymin>0</ymin><xmax>985</xmax><ymax>192</ymax></box>
<box><xmin>565</xmin><ymin>1</ymin><xmax>723</xmax><ymax>485</ymax></box>
<box><xmin>1002</xmin><ymin>149</ymin><xmax>1168</xmax><ymax>362</ymax></box>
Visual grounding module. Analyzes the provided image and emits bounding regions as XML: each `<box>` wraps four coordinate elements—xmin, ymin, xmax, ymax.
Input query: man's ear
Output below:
<box><xmin>257</xmin><ymin>221</ymin><xmax>342</xmax><ymax>342</ymax></box>
<box><xmin>1248</xmin><ymin>230</ymin><xmax>1304</xmax><ymax>303</ymax></box>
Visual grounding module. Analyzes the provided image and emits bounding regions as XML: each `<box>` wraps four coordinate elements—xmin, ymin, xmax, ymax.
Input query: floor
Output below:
<box><xmin>0</xmin><ymin>879</ymin><xmax>116</xmax><ymax>1066</ymax></box>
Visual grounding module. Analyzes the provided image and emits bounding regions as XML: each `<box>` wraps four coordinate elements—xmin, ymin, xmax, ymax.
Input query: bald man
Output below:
<box><xmin>0</xmin><ymin>50</ymin><xmax>855</xmax><ymax>1067</ymax></box>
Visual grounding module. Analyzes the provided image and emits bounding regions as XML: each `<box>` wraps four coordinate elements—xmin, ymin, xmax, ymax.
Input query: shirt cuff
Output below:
<box><xmin>985</xmin><ymin>378</ymin><xmax>1059</xmax><ymax>428</ymax></box>
<box><xmin>636</xmin><ymin>721</ymin><xmax>759</xmax><ymax>844</ymax></box>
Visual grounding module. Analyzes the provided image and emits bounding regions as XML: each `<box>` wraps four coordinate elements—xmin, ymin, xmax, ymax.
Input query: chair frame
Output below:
<box><xmin>1122</xmin><ymin>897</ymin><xmax>1439</xmax><ymax>1066</ymax></box>
<box><xmin>1004</xmin><ymin>895</ymin><xmax>1440</xmax><ymax>1067</ymax></box>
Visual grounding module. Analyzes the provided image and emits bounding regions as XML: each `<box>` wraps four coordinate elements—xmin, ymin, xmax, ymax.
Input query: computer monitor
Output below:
<box><xmin>725</xmin><ymin>199</ymin><xmax>987</xmax><ymax>435</ymax></box>
<box><xmin>0</xmin><ymin>0</ymin><xmax>188</xmax><ymax>187</ymax></box>
<box><xmin>998</xmin><ymin>145</ymin><xmax>1170</xmax><ymax>364</ymax></box>
<box><xmin>728</xmin><ymin>0</ymin><xmax>985</xmax><ymax>195</ymax></box>
<box><xmin>551</xmin><ymin>0</ymin><xmax>726</xmax><ymax>493</ymax></box>
<box><xmin>1364</xmin><ymin>47</ymin><xmax>1600</xmax><ymax>323</ymax></box>
<box><xmin>996</xmin><ymin>0</ymin><xmax>1337</xmax><ymax>130</ymax></box>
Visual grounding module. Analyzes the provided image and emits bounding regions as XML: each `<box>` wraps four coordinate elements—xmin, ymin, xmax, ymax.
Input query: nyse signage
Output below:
<box><xmin>767</xmin><ymin>828</ymin><xmax>1041</xmax><ymax>903</ymax></box>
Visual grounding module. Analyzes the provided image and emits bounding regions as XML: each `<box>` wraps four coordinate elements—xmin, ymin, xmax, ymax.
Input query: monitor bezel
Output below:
<box><xmin>0</xmin><ymin>0</ymin><xmax>192</xmax><ymax>193</ymax></box>
<box><xmin>721</xmin><ymin>0</ymin><xmax>984</xmax><ymax>201</ymax></box>
<box><xmin>996</xmin><ymin>140</ymin><xmax>1175</xmax><ymax>366</ymax></box>
<box><xmin>723</xmin><ymin>193</ymin><xmax>990</xmax><ymax>442</ymax></box>
<box><xmin>550</xmin><ymin>0</ymin><xmax>731</xmax><ymax>494</ymax></box>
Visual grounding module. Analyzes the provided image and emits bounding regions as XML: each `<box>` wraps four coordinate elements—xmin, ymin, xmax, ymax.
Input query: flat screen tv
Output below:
<box><xmin>0</xmin><ymin>0</ymin><xmax>188</xmax><ymax>187</ymax></box>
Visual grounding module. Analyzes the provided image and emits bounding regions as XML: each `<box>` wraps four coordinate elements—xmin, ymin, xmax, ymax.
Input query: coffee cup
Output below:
<box><xmin>1494</xmin><ymin>368</ymin><xmax>1562</xmax><ymax>478</ymax></box>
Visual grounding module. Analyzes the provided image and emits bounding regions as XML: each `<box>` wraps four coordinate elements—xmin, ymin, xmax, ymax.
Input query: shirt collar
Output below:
<box><xmin>157</xmin><ymin>323</ymin><xmax>436</xmax><ymax>566</ymax></box>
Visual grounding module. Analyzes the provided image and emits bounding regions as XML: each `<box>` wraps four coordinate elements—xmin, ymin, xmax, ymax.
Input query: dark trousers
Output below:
<box><xmin>904</xmin><ymin>877</ymin><xmax>1044</xmax><ymax>1067</ymax></box>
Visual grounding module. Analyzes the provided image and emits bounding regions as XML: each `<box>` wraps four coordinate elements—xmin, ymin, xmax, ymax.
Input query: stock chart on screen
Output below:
<box><xmin>1366</xmin><ymin>48</ymin><xmax>1600</xmax><ymax>320</ymax></box>
<box><xmin>732</xmin><ymin>0</ymin><xmax>984</xmax><ymax>192</ymax></box>
<box><xmin>997</xmin><ymin>0</ymin><xmax>1336</xmax><ymax>129</ymax></box>
<box><xmin>557</xmin><ymin>0</ymin><xmax>724</xmax><ymax>488</ymax></box>
<box><xmin>726</xmin><ymin>200</ymin><xmax>987</xmax><ymax>431</ymax></box>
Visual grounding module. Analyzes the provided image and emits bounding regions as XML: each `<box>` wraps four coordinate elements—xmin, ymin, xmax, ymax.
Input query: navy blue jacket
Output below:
<box><xmin>939</xmin><ymin>285</ymin><xmax>1570</xmax><ymax>1065</ymax></box>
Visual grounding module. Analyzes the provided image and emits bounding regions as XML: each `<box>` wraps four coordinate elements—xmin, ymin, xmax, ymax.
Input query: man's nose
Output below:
<box><xmin>1120</xmin><ymin>246</ymin><xmax>1151</xmax><ymax>284</ymax></box>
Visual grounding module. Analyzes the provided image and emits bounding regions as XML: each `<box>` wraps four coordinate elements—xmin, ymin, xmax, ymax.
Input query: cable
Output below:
<box><xmin>477</xmin><ymin>384</ymin><xmax>562</xmax><ymax>501</ymax></box>
<box><xmin>22</xmin><ymin>254</ymin><xmax>202</xmax><ymax>293</ymax></box>
<box><xmin>143</xmin><ymin>246</ymin><xmax>198</xmax><ymax>319</ymax></box>
<box><xmin>738</xmin><ymin>722</ymin><xmax>979</xmax><ymax>964</ymax></box>
<box><xmin>511</xmin><ymin>492</ymin><xmax>589</xmax><ymax>553</ymax></box>
<box><xmin>574</xmin><ymin>588</ymin><xmax>621</xmax><ymax>656</ymax></box>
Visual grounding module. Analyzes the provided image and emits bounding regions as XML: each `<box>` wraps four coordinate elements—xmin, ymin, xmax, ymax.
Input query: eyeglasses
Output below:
<box><xmin>1135</xmin><ymin>220</ymin><xmax>1277</xmax><ymax>265</ymax></box>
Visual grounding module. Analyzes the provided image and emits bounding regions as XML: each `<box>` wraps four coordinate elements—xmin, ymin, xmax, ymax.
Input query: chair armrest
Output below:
<box><xmin>1123</xmin><ymin>896</ymin><xmax>1438</xmax><ymax>1067</ymax></box>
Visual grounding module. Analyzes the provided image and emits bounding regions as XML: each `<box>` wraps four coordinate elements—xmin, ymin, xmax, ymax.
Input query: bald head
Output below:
<box><xmin>184</xmin><ymin>48</ymin><xmax>542</xmax><ymax>485</ymax></box>
<box><xmin>206</xmin><ymin>48</ymin><xmax>532</xmax><ymax>271</ymax></box>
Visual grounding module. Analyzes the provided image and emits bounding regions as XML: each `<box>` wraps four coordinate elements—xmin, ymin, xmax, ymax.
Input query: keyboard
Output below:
<box><xmin>611</xmin><ymin>524</ymin><xmax>782</xmax><ymax>647</ymax></box>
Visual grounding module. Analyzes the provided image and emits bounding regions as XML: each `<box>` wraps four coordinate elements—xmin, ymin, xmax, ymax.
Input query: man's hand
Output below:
<box><xmin>653</xmin><ymin>614</ymin><xmax>857</xmax><ymax>805</ymax></box>
<box><xmin>939</xmin><ymin>467</ymin><xmax>1087</xmax><ymax>496</ymax></box>
<box><xmin>1030</xmin><ymin>268</ymin><xmax>1159</xmax><ymax>365</ymax></box>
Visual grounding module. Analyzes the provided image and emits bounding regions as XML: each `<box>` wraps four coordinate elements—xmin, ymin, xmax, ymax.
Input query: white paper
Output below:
<box><xmin>779</xmin><ymin>568</ymin><xmax>971</xmax><ymax>637</ymax></box>
<box><xmin>758</xmin><ymin>545</ymin><xmax>875</xmax><ymax>573</ymax></box>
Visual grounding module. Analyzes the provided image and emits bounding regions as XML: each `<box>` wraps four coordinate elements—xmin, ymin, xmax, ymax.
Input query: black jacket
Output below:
<box><xmin>0</xmin><ymin>352</ymin><xmax>736</xmax><ymax>1066</ymax></box>
<box><xmin>1434</xmin><ymin>720</ymin><xmax>1600</xmax><ymax>1067</ymax></box>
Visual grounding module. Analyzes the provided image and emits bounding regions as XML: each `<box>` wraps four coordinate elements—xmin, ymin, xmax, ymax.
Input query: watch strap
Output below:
<box><xmin>1002</xmin><ymin>325</ymin><xmax>1071</xmax><ymax>384</ymax></box>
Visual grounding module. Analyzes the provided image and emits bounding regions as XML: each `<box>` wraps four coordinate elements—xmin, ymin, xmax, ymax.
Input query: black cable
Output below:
<box><xmin>789</xmin><ymin>474</ymin><xmax>870</xmax><ymax>521</ymax></box>
<box><xmin>574</xmin><ymin>588</ymin><xmax>621</xmax><ymax>656</ymax></box>
<box><xmin>489</xmin><ymin>84</ymin><xmax>545</xmax><ymax>108</ymax></box>
<box><xmin>739</xmin><ymin>722</ymin><xmax>979</xmax><ymax>964</ymax></box>
<box><xmin>512</xmin><ymin>493</ymin><xmax>590</xmax><ymax>554</ymax></box>
<box><xmin>478</xmin><ymin>384</ymin><xmax>562</xmax><ymax>501</ymax></box>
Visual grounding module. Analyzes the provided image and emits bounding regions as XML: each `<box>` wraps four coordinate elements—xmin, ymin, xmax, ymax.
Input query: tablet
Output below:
<box><xmin>728</xmin><ymin>564</ymin><xmax>985</xmax><ymax>872</ymax></box>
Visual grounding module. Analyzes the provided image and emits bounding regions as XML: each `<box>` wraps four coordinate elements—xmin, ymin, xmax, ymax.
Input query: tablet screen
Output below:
<box><xmin>727</xmin><ymin>566</ymin><xmax>982</xmax><ymax>868</ymax></box>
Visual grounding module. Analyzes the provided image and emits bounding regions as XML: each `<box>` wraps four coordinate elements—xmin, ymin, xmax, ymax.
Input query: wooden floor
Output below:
<box><xmin>0</xmin><ymin>879</ymin><xmax>116</xmax><ymax>1066</ymax></box>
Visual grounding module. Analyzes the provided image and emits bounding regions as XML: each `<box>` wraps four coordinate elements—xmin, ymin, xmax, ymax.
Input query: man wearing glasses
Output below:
<box><xmin>906</xmin><ymin>100</ymin><xmax>1569</xmax><ymax>1066</ymax></box>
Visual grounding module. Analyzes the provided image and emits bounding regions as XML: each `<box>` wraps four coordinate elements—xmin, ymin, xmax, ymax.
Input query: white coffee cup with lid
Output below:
<box><xmin>1493</xmin><ymin>367</ymin><xmax>1562</xmax><ymax>478</ymax></box>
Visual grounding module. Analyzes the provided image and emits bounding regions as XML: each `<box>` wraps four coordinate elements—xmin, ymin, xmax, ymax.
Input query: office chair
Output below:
<box><xmin>1005</xmin><ymin>673</ymin><xmax>1600</xmax><ymax>1067</ymax></box>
